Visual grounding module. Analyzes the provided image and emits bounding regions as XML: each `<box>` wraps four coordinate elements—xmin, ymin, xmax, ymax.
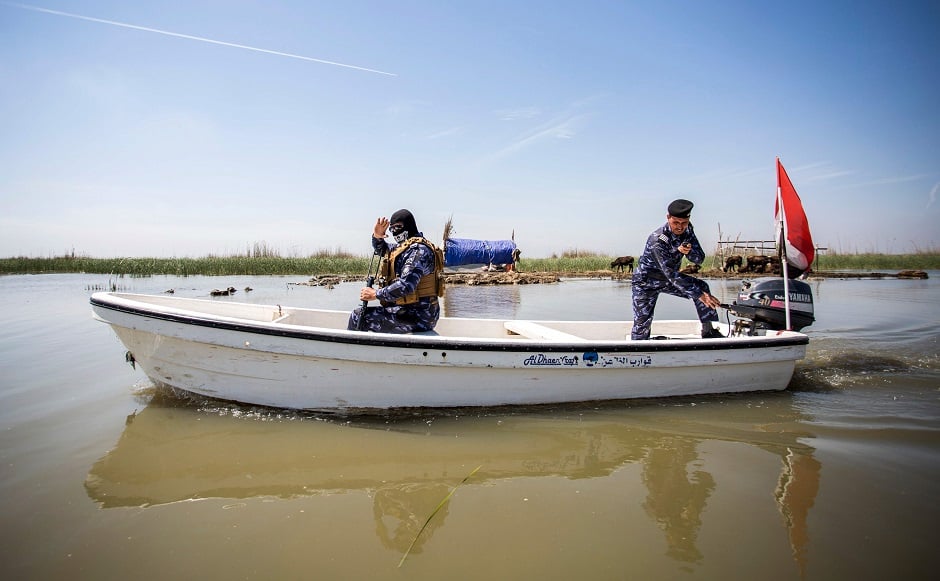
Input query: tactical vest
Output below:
<box><xmin>379</xmin><ymin>237</ymin><xmax>445</xmax><ymax>305</ymax></box>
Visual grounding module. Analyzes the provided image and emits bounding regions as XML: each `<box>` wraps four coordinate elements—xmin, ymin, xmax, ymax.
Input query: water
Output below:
<box><xmin>1</xmin><ymin>273</ymin><xmax>938</xmax><ymax>580</ymax></box>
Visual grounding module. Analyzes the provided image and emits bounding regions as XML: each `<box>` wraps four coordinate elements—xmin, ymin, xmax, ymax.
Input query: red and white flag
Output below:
<box><xmin>775</xmin><ymin>158</ymin><xmax>815</xmax><ymax>275</ymax></box>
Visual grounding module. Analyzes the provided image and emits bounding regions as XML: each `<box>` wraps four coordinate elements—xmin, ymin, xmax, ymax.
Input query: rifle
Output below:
<box><xmin>357</xmin><ymin>249</ymin><xmax>382</xmax><ymax>331</ymax></box>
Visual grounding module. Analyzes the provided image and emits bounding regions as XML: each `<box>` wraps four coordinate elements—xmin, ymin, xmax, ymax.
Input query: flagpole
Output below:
<box><xmin>776</xmin><ymin>158</ymin><xmax>793</xmax><ymax>330</ymax></box>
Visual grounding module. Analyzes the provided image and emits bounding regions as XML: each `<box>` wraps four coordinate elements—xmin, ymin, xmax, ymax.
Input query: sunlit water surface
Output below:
<box><xmin>1</xmin><ymin>273</ymin><xmax>937</xmax><ymax>580</ymax></box>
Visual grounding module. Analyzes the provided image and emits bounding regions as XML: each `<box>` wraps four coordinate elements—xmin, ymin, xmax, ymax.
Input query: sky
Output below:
<box><xmin>1</xmin><ymin>0</ymin><xmax>938</xmax><ymax>259</ymax></box>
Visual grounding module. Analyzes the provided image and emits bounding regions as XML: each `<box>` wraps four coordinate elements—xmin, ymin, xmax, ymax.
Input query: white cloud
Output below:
<box><xmin>805</xmin><ymin>170</ymin><xmax>854</xmax><ymax>182</ymax></box>
<box><xmin>489</xmin><ymin>114</ymin><xmax>585</xmax><ymax>160</ymax></box>
<box><xmin>496</xmin><ymin>107</ymin><xmax>541</xmax><ymax>121</ymax></box>
<box><xmin>425</xmin><ymin>127</ymin><xmax>462</xmax><ymax>140</ymax></box>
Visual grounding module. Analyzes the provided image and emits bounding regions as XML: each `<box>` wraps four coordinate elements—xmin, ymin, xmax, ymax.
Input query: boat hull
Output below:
<box><xmin>91</xmin><ymin>293</ymin><xmax>808</xmax><ymax>410</ymax></box>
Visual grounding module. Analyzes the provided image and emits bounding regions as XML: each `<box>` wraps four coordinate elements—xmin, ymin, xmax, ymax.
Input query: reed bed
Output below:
<box><xmin>517</xmin><ymin>252</ymin><xmax>940</xmax><ymax>273</ymax></box>
<box><xmin>0</xmin><ymin>255</ymin><xmax>371</xmax><ymax>276</ymax></box>
<box><xmin>1</xmin><ymin>252</ymin><xmax>937</xmax><ymax>276</ymax></box>
<box><xmin>520</xmin><ymin>256</ymin><xmax>614</xmax><ymax>273</ymax></box>
<box><xmin>811</xmin><ymin>252</ymin><xmax>939</xmax><ymax>271</ymax></box>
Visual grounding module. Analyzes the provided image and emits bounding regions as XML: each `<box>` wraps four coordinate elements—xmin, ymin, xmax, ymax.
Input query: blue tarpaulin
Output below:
<box><xmin>444</xmin><ymin>238</ymin><xmax>517</xmax><ymax>267</ymax></box>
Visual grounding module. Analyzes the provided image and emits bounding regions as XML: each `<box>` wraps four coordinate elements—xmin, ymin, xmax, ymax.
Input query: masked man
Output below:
<box><xmin>348</xmin><ymin>209</ymin><xmax>444</xmax><ymax>333</ymax></box>
<box><xmin>631</xmin><ymin>199</ymin><xmax>723</xmax><ymax>340</ymax></box>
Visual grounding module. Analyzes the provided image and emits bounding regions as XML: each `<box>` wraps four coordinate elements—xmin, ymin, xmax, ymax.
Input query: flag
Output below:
<box><xmin>775</xmin><ymin>158</ymin><xmax>815</xmax><ymax>276</ymax></box>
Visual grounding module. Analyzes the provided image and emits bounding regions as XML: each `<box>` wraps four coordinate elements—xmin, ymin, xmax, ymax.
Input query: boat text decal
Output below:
<box><xmin>583</xmin><ymin>351</ymin><xmax>653</xmax><ymax>368</ymax></box>
<box><xmin>521</xmin><ymin>352</ymin><xmax>653</xmax><ymax>368</ymax></box>
<box><xmin>523</xmin><ymin>354</ymin><xmax>580</xmax><ymax>367</ymax></box>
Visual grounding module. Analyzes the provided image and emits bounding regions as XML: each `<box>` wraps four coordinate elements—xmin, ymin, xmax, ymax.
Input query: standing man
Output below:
<box><xmin>631</xmin><ymin>199</ymin><xmax>723</xmax><ymax>340</ymax></box>
<box><xmin>348</xmin><ymin>209</ymin><xmax>443</xmax><ymax>333</ymax></box>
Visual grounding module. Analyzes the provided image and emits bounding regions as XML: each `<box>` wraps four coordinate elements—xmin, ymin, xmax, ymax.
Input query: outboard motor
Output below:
<box><xmin>728</xmin><ymin>277</ymin><xmax>815</xmax><ymax>334</ymax></box>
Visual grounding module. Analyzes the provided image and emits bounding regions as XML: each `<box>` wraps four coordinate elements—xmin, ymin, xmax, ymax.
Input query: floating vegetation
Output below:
<box><xmin>85</xmin><ymin>280</ymin><xmax>131</xmax><ymax>291</ymax></box>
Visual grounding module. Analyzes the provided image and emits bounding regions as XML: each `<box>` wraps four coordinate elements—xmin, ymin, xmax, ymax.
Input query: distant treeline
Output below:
<box><xmin>1</xmin><ymin>252</ymin><xmax>938</xmax><ymax>276</ymax></box>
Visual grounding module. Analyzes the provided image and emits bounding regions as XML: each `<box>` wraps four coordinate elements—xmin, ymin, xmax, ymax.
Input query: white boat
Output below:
<box><xmin>90</xmin><ymin>291</ymin><xmax>809</xmax><ymax>411</ymax></box>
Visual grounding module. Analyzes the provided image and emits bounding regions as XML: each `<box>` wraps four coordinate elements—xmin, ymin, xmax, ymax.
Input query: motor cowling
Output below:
<box><xmin>729</xmin><ymin>277</ymin><xmax>815</xmax><ymax>332</ymax></box>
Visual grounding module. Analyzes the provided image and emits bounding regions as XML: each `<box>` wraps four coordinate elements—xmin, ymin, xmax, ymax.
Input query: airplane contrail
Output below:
<box><xmin>4</xmin><ymin>2</ymin><xmax>397</xmax><ymax>76</ymax></box>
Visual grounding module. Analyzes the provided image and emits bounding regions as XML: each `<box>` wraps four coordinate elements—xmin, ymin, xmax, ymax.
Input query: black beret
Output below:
<box><xmin>667</xmin><ymin>199</ymin><xmax>693</xmax><ymax>218</ymax></box>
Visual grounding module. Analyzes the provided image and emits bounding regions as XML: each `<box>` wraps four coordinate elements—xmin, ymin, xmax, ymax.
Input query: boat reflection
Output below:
<box><xmin>86</xmin><ymin>393</ymin><xmax>820</xmax><ymax>568</ymax></box>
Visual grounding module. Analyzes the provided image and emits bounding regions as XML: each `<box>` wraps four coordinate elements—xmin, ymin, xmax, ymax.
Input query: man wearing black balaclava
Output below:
<box><xmin>348</xmin><ymin>209</ymin><xmax>443</xmax><ymax>333</ymax></box>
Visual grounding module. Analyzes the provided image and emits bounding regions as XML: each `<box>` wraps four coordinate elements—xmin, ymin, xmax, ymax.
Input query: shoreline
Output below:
<box><xmin>442</xmin><ymin>269</ymin><xmax>929</xmax><ymax>285</ymax></box>
<box><xmin>297</xmin><ymin>269</ymin><xmax>929</xmax><ymax>287</ymax></box>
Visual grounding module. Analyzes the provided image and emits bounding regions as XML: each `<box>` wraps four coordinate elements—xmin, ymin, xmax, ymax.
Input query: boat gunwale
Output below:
<box><xmin>90</xmin><ymin>293</ymin><xmax>809</xmax><ymax>354</ymax></box>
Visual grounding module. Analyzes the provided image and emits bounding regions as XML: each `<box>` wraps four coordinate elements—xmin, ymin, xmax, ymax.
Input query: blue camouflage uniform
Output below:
<box><xmin>631</xmin><ymin>222</ymin><xmax>717</xmax><ymax>340</ymax></box>
<box><xmin>347</xmin><ymin>232</ymin><xmax>441</xmax><ymax>333</ymax></box>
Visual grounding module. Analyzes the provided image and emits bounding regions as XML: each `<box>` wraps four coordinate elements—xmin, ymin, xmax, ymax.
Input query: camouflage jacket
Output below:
<box><xmin>371</xmin><ymin>233</ymin><xmax>438</xmax><ymax>306</ymax></box>
<box><xmin>632</xmin><ymin>222</ymin><xmax>706</xmax><ymax>298</ymax></box>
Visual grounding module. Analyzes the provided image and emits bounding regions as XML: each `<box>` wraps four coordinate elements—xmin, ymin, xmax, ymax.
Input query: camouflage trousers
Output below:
<box><xmin>347</xmin><ymin>299</ymin><xmax>440</xmax><ymax>334</ymax></box>
<box><xmin>631</xmin><ymin>279</ymin><xmax>717</xmax><ymax>340</ymax></box>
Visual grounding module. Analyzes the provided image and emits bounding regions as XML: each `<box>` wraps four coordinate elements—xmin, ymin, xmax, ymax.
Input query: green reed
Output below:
<box><xmin>812</xmin><ymin>252</ymin><xmax>940</xmax><ymax>271</ymax></box>
<box><xmin>521</xmin><ymin>255</ymin><xmax>613</xmax><ymax>272</ymax></box>
<box><xmin>1</xmin><ymin>252</ymin><xmax>937</xmax><ymax>276</ymax></box>
<box><xmin>0</xmin><ymin>255</ymin><xmax>371</xmax><ymax>276</ymax></box>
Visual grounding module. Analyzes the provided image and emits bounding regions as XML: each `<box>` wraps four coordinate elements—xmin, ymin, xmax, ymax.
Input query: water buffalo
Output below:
<box><xmin>767</xmin><ymin>255</ymin><xmax>782</xmax><ymax>274</ymax></box>
<box><xmin>742</xmin><ymin>255</ymin><xmax>770</xmax><ymax>273</ymax></box>
<box><xmin>680</xmin><ymin>263</ymin><xmax>701</xmax><ymax>274</ymax></box>
<box><xmin>610</xmin><ymin>256</ymin><xmax>634</xmax><ymax>273</ymax></box>
<box><xmin>723</xmin><ymin>255</ymin><xmax>743</xmax><ymax>272</ymax></box>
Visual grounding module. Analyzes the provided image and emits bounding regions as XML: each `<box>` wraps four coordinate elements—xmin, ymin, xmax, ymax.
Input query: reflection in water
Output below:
<box><xmin>86</xmin><ymin>393</ymin><xmax>821</xmax><ymax>571</ymax></box>
<box><xmin>775</xmin><ymin>449</ymin><xmax>821</xmax><ymax>578</ymax></box>
<box><xmin>373</xmin><ymin>483</ymin><xmax>452</xmax><ymax>554</ymax></box>
<box><xmin>442</xmin><ymin>283</ymin><xmax>521</xmax><ymax>319</ymax></box>
<box><xmin>642</xmin><ymin>437</ymin><xmax>715</xmax><ymax>564</ymax></box>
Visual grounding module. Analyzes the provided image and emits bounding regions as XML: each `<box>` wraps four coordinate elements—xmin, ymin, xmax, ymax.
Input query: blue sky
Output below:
<box><xmin>2</xmin><ymin>0</ymin><xmax>937</xmax><ymax>258</ymax></box>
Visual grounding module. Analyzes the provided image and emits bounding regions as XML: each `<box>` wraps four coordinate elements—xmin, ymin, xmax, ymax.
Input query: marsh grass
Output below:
<box><xmin>0</xmin><ymin>249</ymin><xmax>369</xmax><ymax>276</ymax></box>
<box><xmin>1</xmin><ymin>251</ymin><xmax>938</xmax><ymax>276</ymax></box>
<box><xmin>521</xmin><ymin>255</ymin><xmax>613</xmax><ymax>272</ymax></box>
<box><xmin>811</xmin><ymin>252</ymin><xmax>939</xmax><ymax>271</ymax></box>
<box><xmin>697</xmin><ymin>251</ymin><xmax>940</xmax><ymax>272</ymax></box>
